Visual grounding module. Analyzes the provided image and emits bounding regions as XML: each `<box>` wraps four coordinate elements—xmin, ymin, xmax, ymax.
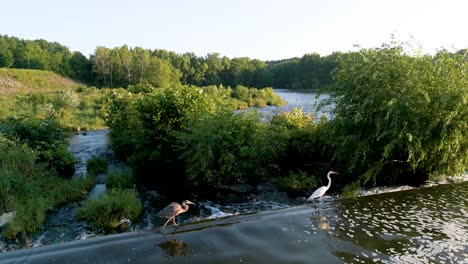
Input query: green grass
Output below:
<box><xmin>86</xmin><ymin>155</ymin><xmax>109</xmax><ymax>175</ymax></box>
<box><xmin>0</xmin><ymin>68</ymin><xmax>108</xmax><ymax>131</ymax></box>
<box><xmin>0</xmin><ymin>68</ymin><xmax>80</xmax><ymax>96</ymax></box>
<box><xmin>0</xmin><ymin>135</ymin><xmax>97</xmax><ymax>239</ymax></box>
<box><xmin>76</xmin><ymin>189</ymin><xmax>142</xmax><ymax>233</ymax></box>
<box><xmin>106</xmin><ymin>169</ymin><xmax>135</xmax><ymax>190</ymax></box>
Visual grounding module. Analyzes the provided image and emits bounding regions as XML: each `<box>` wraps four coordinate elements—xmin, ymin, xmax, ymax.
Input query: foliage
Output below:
<box><xmin>0</xmin><ymin>132</ymin><xmax>96</xmax><ymax>239</ymax></box>
<box><xmin>76</xmin><ymin>189</ymin><xmax>142</xmax><ymax>233</ymax></box>
<box><xmin>0</xmin><ymin>116</ymin><xmax>77</xmax><ymax>178</ymax></box>
<box><xmin>269</xmin><ymin>108</ymin><xmax>331</xmax><ymax>177</ymax></box>
<box><xmin>340</xmin><ymin>181</ymin><xmax>361</xmax><ymax>199</ymax></box>
<box><xmin>175</xmin><ymin>110</ymin><xmax>287</xmax><ymax>187</ymax></box>
<box><xmin>231</xmin><ymin>86</ymin><xmax>286</xmax><ymax>108</ymax></box>
<box><xmin>86</xmin><ymin>155</ymin><xmax>109</xmax><ymax>175</ymax></box>
<box><xmin>269</xmin><ymin>52</ymin><xmax>340</xmax><ymax>90</ymax></box>
<box><xmin>105</xmin><ymin>85</ymin><xmax>226</xmax><ymax>185</ymax></box>
<box><xmin>128</xmin><ymin>82</ymin><xmax>155</xmax><ymax>94</ymax></box>
<box><xmin>277</xmin><ymin>170</ymin><xmax>317</xmax><ymax>194</ymax></box>
<box><xmin>321</xmin><ymin>42</ymin><xmax>468</xmax><ymax>186</ymax></box>
<box><xmin>106</xmin><ymin>169</ymin><xmax>135</xmax><ymax>190</ymax></box>
<box><xmin>1</xmin><ymin>34</ymin><xmax>338</xmax><ymax>90</ymax></box>
<box><xmin>0</xmin><ymin>68</ymin><xmax>107</xmax><ymax>131</ymax></box>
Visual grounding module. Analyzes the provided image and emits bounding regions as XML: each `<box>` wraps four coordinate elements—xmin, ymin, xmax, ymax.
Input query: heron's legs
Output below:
<box><xmin>160</xmin><ymin>216</ymin><xmax>174</xmax><ymax>232</ymax></box>
<box><xmin>314</xmin><ymin>198</ymin><xmax>322</xmax><ymax>215</ymax></box>
<box><xmin>172</xmin><ymin>216</ymin><xmax>178</xmax><ymax>226</ymax></box>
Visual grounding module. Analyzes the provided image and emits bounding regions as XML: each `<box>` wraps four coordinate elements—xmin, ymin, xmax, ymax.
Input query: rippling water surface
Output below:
<box><xmin>1</xmin><ymin>182</ymin><xmax>466</xmax><ymax>263</ymax></box>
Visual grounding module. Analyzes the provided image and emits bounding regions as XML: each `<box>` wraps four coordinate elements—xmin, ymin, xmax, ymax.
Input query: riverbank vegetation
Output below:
<box><xmin>0</xmin><ymin>129</ymin><xmax>96</xmax><ymax>240</ymax></box>
<box><xmin>0</xmin><ymin>35</ymin><xmax>466</xmax><ymax>240</ymax></box>
<box><xmin>105</xmin><ymin>42</ymin><xmax>467</xmax><ymax>196</ymax></box>
<box><xmin>76</xmin><ymin>189</ymin><xmax>142</xmax><ymax>233</ymax></box>
<box><xmin>0</xmin><ymin>68</ymin><xmax>107</xmax><ymax>130</ymax></box>
<box><xmin>0</xmin><ymin>66</ymin><xmax>284</xmax><ymax>239</ymax></box>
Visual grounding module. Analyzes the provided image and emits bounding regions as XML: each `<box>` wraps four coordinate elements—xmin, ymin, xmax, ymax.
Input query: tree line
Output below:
<box><xmin>0</xmin><ymin>34</ymin><xmax>339</xmax><ymax>89</ymax></box>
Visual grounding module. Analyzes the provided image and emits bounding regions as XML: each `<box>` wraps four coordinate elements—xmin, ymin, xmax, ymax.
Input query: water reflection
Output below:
<box><xmin>331</xmin><ymin>183</ymin><xmax>468</xmax><ymax>263</ymax></box>
<box><xmin>157</xmin><ymin>233</ymin><xmax>190</xmax><ymax>258</ymax></box>
<box><xmin>309</xmin><ymin>214</ymin><xmax>330</xmax><ymax>231</ymax></box>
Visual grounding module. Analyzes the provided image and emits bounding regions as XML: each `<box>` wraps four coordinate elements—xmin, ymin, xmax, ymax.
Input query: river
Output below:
<box><xmin>0</xmin><ymin>89</ymin><xmax>467</xmax><ymax>263</ymax></box>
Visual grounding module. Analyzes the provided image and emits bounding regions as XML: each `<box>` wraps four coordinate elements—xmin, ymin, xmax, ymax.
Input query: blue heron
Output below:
<box><xmin>157</xmin><ymin>200</ymin><xmax>196</xmax><ymax>231</ymax></box>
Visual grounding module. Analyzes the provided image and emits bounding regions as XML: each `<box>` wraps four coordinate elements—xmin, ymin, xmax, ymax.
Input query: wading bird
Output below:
<box><xmin>307</xmin><ymin>171</ymin><xmax>339</xmax><ymax>208</ymax></box>
<box><xmin>157</xmin><ymin>200</ymin><xmax>196</xmax><ymax>232</ymax></box>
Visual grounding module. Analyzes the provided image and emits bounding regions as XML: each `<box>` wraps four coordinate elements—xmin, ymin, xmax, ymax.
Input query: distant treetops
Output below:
<box><xmin>0</xmin><ymin>34</ymin><xmax>338</xmax><ymax>90</ymax></box>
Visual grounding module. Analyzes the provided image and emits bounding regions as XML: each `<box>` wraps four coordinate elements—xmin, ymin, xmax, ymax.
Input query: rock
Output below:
<box><xmin>0</xmin><ymin>211</ymin><xmax>16</xmax><ymax>227</ymax></box>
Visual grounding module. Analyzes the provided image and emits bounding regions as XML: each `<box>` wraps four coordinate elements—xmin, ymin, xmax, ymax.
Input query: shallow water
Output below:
<box><xmin>1</xmin><ymin>182</ymin><xmax>467</xmax><ymax>263</ymax></box>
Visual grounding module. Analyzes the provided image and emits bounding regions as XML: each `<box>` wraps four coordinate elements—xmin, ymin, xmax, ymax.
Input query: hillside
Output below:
<box><xmin>0</xmin><ymin>68</ymin><xmax>82</xmax><ymax>96</ymax></box>
<box><xmin>0</xmin><ymin>68</ymin><xmax>107</xmax><ymax>130</ymax></box>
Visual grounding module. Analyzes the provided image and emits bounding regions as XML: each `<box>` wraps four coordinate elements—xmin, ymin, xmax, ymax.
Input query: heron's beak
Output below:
<box><xmin>187</xmin><ymin>201</ymin><xmax>196</xmax><ymax>205</ymax></box>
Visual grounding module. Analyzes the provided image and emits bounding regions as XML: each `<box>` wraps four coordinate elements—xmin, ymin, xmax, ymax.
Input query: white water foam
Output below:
<box><xmin>199</xmin><ymin>202</ymin><xmax>234</xmax><ymax>219</ymax></box>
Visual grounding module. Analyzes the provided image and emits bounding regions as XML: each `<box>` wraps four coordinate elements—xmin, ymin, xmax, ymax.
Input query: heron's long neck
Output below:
<box><xmin>181</xmin><ymin>203</ymin><xmax>189</xmax><ymax>213</ymax></box>
<box><xmin>326</xmin><ymin>174</ymin><xmax>332</xmax><ymax>189</ymax></box>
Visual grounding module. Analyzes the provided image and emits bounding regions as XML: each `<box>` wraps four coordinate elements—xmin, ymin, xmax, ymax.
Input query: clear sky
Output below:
<box><xmin>1</xmin><ymin>0</ymin><xmax>466</xmax><ymax>60</ymax></box>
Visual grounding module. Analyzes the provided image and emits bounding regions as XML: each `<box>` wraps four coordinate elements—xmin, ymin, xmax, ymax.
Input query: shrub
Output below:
<box><xmin>128</xmin><ymin>82</ymin><xmax>154</xmax><ymax>94</ymax></box>
<box><xmin>76</xmin><ymin>189</ymin><xmax>142</xmax><ymax>232</ymax></box>
<box><xmin>321</xmin><ymin>43</ymin><xmax>468</xmax><ymax>186</ymax></box>
<box><xmin>340</xmin><ymin>181</ymin><xmax>361</xmax><ymax>199</ymax></box>
<box><xmin>86</xmin><ymin>155</ymin><xmax>108</xmax><ymax>175</ymax></box>
<box><xmin>3</xmin><ymin>197</ymin><xmax>50</xmax><ymax>240</ymax></box>
<box><xmin>277</xmin><ymin>170</ymin><xmax>317</xmax><ymax>195</ymax></box>
<box><xmin>106</xmin><ymin>169</ymin><xmax>135</xmax><ymax>189</ymax></box>
<box><xmin>0</xmin><ymin>117</ymin><xmax>77</xmax><ymax>178</ymax></box>
<box><xmin>176</xmin><ymin>110</ymin><xmax>287</xmax><ymax>187</ymax></box>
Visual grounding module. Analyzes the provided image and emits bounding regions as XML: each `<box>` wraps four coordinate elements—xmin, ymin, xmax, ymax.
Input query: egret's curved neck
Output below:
<box><xmin>326</xmin><ymin>173</ymin><xmax>332</xmax><ymax>189</ymax></box>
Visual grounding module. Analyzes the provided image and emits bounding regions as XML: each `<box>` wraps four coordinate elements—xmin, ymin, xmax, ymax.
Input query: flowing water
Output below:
<box><xmin>1</xmin><ymin>89</ymin><xmax>467</xmax><ymax>263</ymax></box>
<box><xmin>1</xmin><ymin>182</ymin><xmax>467</xmax><ymax>263</ymax></box>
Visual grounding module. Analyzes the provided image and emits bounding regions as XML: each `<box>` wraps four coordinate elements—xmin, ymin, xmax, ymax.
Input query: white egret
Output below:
<box><xmin>307</xmin><ymin>171</ymin><xmax>339</xmax><ymax>207</ymax></box>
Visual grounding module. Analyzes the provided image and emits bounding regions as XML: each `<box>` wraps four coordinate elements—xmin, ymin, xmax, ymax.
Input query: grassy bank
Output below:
<box><xmin>0</xmin><ymin>133</ymin><xmax>96</xmax><ymax>240</ymax></box>
<box><xmin>0</xmin><ymin>68</ymin><xmax>107</xmax><ymax>131</ymax></box>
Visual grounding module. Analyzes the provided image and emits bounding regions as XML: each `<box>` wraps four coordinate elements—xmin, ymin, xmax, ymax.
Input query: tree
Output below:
<box><xmin>145</xmin><ymin>57</ymin><xmax>181</xmax><ymax>88</ymax></box>
<box><xmin>92</xmin><ymin>46</ymin><xmax>112</xmax><ymax>86</ymax></box>
<box><xmin>321</xmin><ymin>43</ymin><xmax>468</xmax><ymax>186</ymax></box>
<box><xmin>69</xmin><ymin>51</ymin><xmax>93</xmax><ymax>83</ymax></box>
<box><xmin>119</xmin><ymin>45</ymin><xmax>134</xmax><ymax>85</ymax></box>
<box><xmin>133</xmin><ymin>47</ymin><xmax>151</xmax><ymax>83</ymax></box>
<box><xmin>0</xmin><ymin>47</ymin><xmax>14</xmax><ymax>67</ymax></box>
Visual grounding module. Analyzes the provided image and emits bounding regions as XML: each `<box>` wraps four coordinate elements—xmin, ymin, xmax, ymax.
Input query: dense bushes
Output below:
<box><xmin>0</xmin><ymin>132</ymin><xmax>96</xmax><ymax>239</ymax></box>
<box><xmin>105</xmin><ymin>44</ymin><xmax>467</xmax><ymax>193</ymax></box>
<box><xmin>277</xmin><ymin>170</ymin><xmax>317</xmax><ymax>195</ymax></box>
<box><xmin>0</xmin><ymin>117</ymin><xmax>77</xmax><ymax>177</ymax></box>
<box><xmin>107</xmin><ymin>86</ymin><xmax>283</xmax><ymax>188</ymax></box>
<box><xmin>176</xmin><ymin>110</ymin><xmax>286</xmax><ymax>187</ymax></box>
<box><xmin>76</xmin><ymin>189</ymin><xmax>142</xmax><ymax>233</ymax></box>
<box><xmin>321</xmin><ymin>45</ymin><xmax>468</xmax><ymax>186</ymax></box>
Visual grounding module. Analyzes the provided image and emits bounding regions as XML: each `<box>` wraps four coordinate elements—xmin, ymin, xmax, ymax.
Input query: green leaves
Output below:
<box><xmin>322</xmin><ymin>43</ymin><xmax>468</xmax><ymax>185</ymax></box>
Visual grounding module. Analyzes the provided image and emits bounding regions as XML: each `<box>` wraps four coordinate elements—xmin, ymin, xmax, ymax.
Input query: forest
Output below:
<box><xmin>0</xmin><ymin>34</ymin><xmax>337</xmax><ymax>90</ymax></box>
